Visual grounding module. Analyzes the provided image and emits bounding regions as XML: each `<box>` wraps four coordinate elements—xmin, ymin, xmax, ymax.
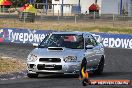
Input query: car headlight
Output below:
<box><xmin>64</xmin><ymin>56</ymin><xmax>77</xmax><ymax>62</ymax></box>
<box><xmin>27</xmin><ymin>54</ymin><xmax>38</xmax><ymax>62</ymax></box>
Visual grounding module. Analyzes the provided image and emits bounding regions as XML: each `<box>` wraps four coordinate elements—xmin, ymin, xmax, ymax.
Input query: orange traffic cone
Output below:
<box><xmin>79</xmin><ymin>67</ymin><xmax>91</xmax><ymax>86</ymax></box>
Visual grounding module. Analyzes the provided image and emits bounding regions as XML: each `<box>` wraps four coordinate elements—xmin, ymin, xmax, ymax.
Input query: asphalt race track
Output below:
<box><xmin>0</xmin><ymin>43</ymin><xmax>132</xmax><ymax>88</ymax></box>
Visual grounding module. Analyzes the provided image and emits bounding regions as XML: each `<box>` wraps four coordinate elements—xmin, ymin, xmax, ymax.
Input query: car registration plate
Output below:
<box><xmin>44</xmin><ymin>64</ymin><xmax>55</xmax><ymax>68</ymax></box>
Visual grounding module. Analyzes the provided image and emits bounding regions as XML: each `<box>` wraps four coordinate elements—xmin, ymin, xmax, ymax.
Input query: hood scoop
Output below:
<box><xmin>48</xmin><ymin>47</ymin><xmax>64</xmax><ymax>51</ymax></box>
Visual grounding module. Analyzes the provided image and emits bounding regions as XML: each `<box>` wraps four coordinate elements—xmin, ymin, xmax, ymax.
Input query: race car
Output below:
<box><xmin>27</xmin><ymin>31</ymin><xmax>105</xmax><ymax>78</ymax></box>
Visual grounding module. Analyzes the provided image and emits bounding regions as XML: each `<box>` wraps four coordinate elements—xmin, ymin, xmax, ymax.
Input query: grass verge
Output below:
<box><xmin>0</xmin><ymin>57</ymin><xmax>26</xmax><ymax>75</ymax></box>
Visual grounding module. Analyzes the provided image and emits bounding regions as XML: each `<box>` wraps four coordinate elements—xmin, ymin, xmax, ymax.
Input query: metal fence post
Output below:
<box><xmin>94</xmin><ymin>11</ymin><xmax>96</xmax><ymax>24</ymax></box>
<box><xmin>58</xmin><ymin>10</ymin><xmax>60</xmax><ymax>21</ymax></box>
<box><xmin>75</xmin><ymin>15</ymin><xmax>77</xmax><ymax>23</ymax></box>
<box><xmin>24</xmin><ymin>13</ymin><xmax>27</xmax><ymax>23</ymax></box>
<box><xmin>53</xmin><ymin>4</ymin><xmax>54</xmax><ymax>16</ymax></box>
<box><xmin>2</xmin><ymin>6</ymin><xmax>4</xmax><ymax>13</ymax></box>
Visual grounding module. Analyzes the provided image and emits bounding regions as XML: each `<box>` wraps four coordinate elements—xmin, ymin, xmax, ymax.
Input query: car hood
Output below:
<box><xmin>31</xmin><ymin>47</ymin><xmax>84</xmax><ymax>58</ymax></box>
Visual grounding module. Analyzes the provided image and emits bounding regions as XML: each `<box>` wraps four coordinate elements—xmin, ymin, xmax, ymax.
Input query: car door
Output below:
<box><xmin>84</xmin><ymin>35</ymin><xmax>100</xmax><ymax>70</ymax></box>
<box><xmin>90</xmin><ymin>35</ymin><xmax>103</xmax><ymax>59</ymax></box>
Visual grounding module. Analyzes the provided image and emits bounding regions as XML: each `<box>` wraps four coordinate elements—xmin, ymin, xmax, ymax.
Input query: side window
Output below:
<box><xmin>85</xmin><ymin>35</ymin><xmax>98</xmax><ymax>46</ymax></box>
<box><xmin>85</xmin><ymin>38</ymin><xmax>93</xmax><ymax>45</ymax></box>
<box><xmin>91</xmin><ymin>36</ymin><xmax>98</xmax><ymax>46</ymax></box>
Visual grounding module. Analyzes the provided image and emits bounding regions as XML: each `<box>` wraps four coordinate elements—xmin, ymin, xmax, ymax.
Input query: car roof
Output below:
<box><xmin>52</xmin><ymin>31</ymin><xmax>92</xmax><ymax>35</ymax></box>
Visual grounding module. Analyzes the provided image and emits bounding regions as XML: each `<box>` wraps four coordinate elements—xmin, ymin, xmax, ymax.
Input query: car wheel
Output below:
<box><xmin>93</xmin><ymin>57</ymin><xmax>104</xmax><ymax>75</ymax></box>
<box><xmin>27</xmin><ymin>73</ymin><xmax>38</xmax><ymax>78</ymax></box>
<box><xmin>81</xmin><ymin>58</ymin><xmax>87</xmax><ymax>71</ymax></box>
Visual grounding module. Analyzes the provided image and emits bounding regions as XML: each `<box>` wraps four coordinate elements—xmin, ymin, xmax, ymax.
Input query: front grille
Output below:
<box><xmin>39</xmin><ymin>58</ymin><xmax>61</xmax><ymax>62</ymax></box>
<box><xmin>37</xmin><ymin>64</ymin><xmax>62</xmax><ymax>70</ymax></box>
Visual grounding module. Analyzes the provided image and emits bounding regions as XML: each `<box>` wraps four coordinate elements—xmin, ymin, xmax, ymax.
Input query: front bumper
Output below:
<box><xmin>27</xmin><ymin>62</ymin><xmax>81</xmax><ymax>74</ymax></box>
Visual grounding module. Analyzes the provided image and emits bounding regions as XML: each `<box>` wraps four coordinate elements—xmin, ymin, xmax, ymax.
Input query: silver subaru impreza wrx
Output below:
<box><xmin>27</xmin><ymin>32</ymin><xmax>105</xmax><ymax>78</ymax></box>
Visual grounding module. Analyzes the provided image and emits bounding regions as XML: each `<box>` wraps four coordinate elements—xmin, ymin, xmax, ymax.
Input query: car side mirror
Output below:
<box><xmin>33</xmin><ymin>43</ymin><xmax>39</xmax><ymax>47</ymax></box>
<box><xmin>86</xmin><ymin>45</ymin><xmax>94</xmax><ymax>49</ymax></box>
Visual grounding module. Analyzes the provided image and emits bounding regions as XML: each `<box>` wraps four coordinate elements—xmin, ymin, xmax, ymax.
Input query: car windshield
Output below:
<box><xmin>39</xmin><ymin>34</ymin><xmax>84</xmax><ymax>49</ymax></box>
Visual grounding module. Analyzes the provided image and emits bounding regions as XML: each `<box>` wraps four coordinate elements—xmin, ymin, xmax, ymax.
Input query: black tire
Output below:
<box><xmin>93</xmin><ymin>57</ymin><xmax>104</xmax><ymax>75</ymax></box>
<box><xmin>27</xmin><ymin>73</ymin><xmax>38</xmax><ymax>78</ymax></box>
<box><xmin>81</xmin><ymin>58</ymin><xmax>87</xmax><ymax>71</ymax></box>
